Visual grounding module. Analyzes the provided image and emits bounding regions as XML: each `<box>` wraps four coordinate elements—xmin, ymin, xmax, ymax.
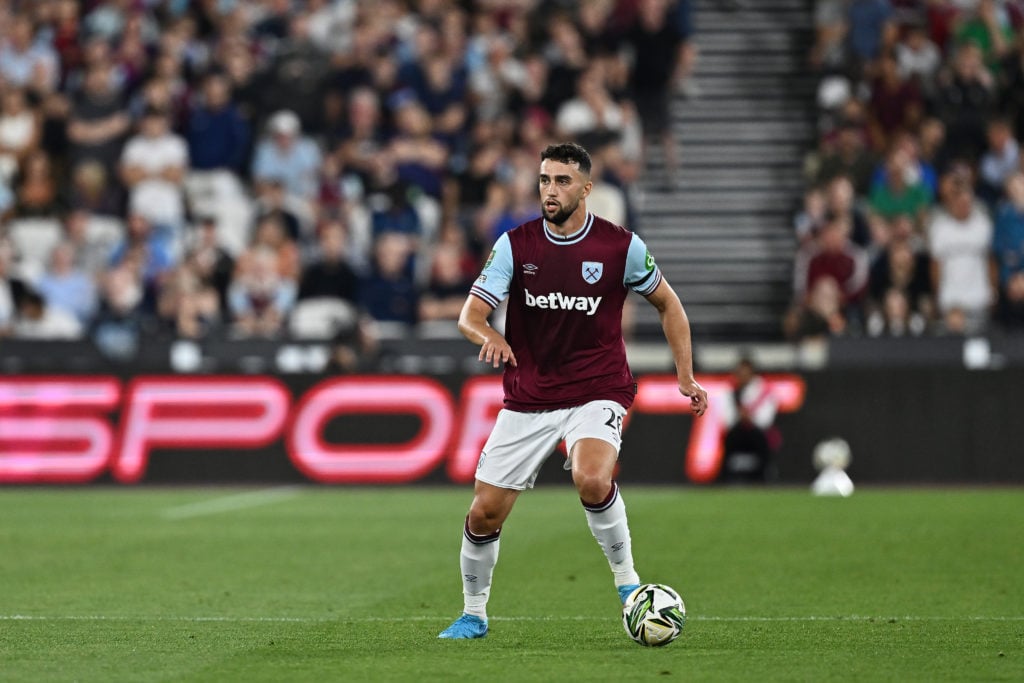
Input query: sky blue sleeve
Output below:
<box><xmin>624</xmin><ymin>233</ymin><xmax>663</xmax><ymax>296</ymax></box>
<box><xmin>469</xmin><ymin>233</ymin><xmax>513</xmax><ymax>308</ymax></box>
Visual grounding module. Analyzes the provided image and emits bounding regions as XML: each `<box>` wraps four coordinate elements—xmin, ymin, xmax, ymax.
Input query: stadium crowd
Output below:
<box><xmin>0</xmin><ymin>0</ymin><xmax>693</xmax><ymax>359</ymax></box>
<box><xmin>792</xmin><ymin>0</ymin><xmax>1024</xmax><ymax>340</ymax></box>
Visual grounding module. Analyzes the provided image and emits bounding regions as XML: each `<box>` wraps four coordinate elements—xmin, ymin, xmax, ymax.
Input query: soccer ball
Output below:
<box><xmin>621</xmin><ymin>583</ymin><xmax>686</xmax><ymax>646</ymax></box>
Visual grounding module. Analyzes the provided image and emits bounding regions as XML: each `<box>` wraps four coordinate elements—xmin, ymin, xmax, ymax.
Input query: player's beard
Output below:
<box><xmin>543</xmin><ymin>197</ymin><xmax>579</xmax><ymax>226</ymax></box>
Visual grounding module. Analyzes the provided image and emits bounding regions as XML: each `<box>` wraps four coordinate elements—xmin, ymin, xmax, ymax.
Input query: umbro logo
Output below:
<box><xmin>612</xmin><ymin>542</ymin><xmax>625</xmax><ymax>551</ymax></box>
<box><xmin>464</xmin><ymin>574</ymin><xmax>478</xmax><ymax>582</ymax></box>
<box><xmin>523</xmin><ymin>263</ymin><xmax>538</xmax><ymax>276</ymax></box>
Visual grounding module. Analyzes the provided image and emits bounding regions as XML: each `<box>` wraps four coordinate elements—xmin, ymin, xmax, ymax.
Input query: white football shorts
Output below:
<box><xmin>475</xmin><ymin>400</ymin><xmax>627</xmax><ymax>490</ymax></box>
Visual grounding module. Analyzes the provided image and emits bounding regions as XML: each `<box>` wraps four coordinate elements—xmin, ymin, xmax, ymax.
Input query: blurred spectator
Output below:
<box><xmin>932</xmin><ymin>42</ymin><xmax>995</xmax><ymax>164</ymax></box>
<box><xmin>916</xmin><ymin>116</ymin><xmax>949</xmax><ymax>180</ymax></box>
<box><xmin>671</xmin><ymin>0</ymin><xmax>699</xmax><ymax>98</ymax></box>
<box><xmin>34</xmin><ymin>242</ymin><xmax>96</xmax><ymax>324</ymax></box>
<box><xmin>952</xmin><ymin>0</ymin><xmax>1014</xmax><ymax>75</ymax></box>
<box><xmin>12</xmin><ymin>149</ymin><xmax>63</xmax><ymax>217</ymax></box>
<box><xmin>251</xmin><ymin>109</ymin><xmax>323</xmax><ymax>208</ymax></box>
<box><xmin>227</xmin><ymin>245</ymin><xmax>297</xmax><ymax>338</ymax></box>
<box><xmin>483</xmin><ymin>158</ymin><xmax>541</xmax><ymax>243</ymax></box>
<box><xmin>0</xmin><ymin>15</ymin><xmax>59</xmax><ymax>93</ymax></box>
<box><xmin>810</xmin><ymin>0</ymin><xmax>848</xmax><ymax>72</ymax></box>
<box><xmin>870</xmin><ymin>129</ymin><xmax>938</xmax><ymax>199</ymax></box>
<box><xmin>845</xmin><ymin>0</ymin><xmax>897</xmax><ymax>79</ymax></box>
<box><xmin>334</xmin><ymin>86</ymin><xmax>387</xmax><ymax>196</ymax></box>
<box><xmin>157</xmin><ymin>263</ymin><xmax>222</xmax><ymax>340</ymax></box>
<box><xmin>0</xmin><ymin>86</ymin><xmax>41</xmax><ymax>184</ymax></box>
<box><xmin>718</xmin><ymin>357</ymin><xmax>780</xmax><ymax>483</ymax></box>
<box><xmin>784</xmin><ymin>276</ymin><xmax>848</xmax><ymax>341</ymax></box>
<box><xmin>977</xmin><ymin>117</ymin><xmax>1019</xmax><ymax>204</ymax></box>
<box><xmin>867</xmin><ymin>237</ymin><xmax>934</xmax><ymax>336</ymax></box>
<box><xmin>63</xmin><ymin>209</ymin><xmax>119</xmax><ymax>277</ymax></box>
<box><xmin>794</xmin><ymin>186</ymin><xmax>828</xmax><ymax>248</ymax></box>
<box><xmin>555</xmin><ymin>62</ymin><xmax>639</xmax><ymax>155</ymax></box>
<box><xmin>253</xmin><ymin>178</ymin><xmax>306</xmax><ymax>244</ymax></box>
<box><xmin>258</xmin><ymin>13</ymin><xmax>330</xmax><ymax>126</ymax></box>
<box><xmin>119</xmin><ymin>106</ymin><xmax>189</xmax><ymax>230</ymax></box>
<box><xmin>896</xmin><ymin>21</ymin><xmax>941</xmax><ymax>93</ymax></box>
<box><xmin>624</xmin><ymin>0</ymin><xmax>685</xmax><ymax>184</ymax></box>
<box><xmin>67</xmin><ymin>160</ymin><xmax>121</xmax><ymax>217</ymax></box>
<box><xmin>359</xmin><ymin>232</ymin><xmax>418</xmax><ymax>326</ymax></box>
<box><xmin>542</xmin><ymin>13</ymin><xmax>589</xmax><ymax>116</ymax></box>
<box><xmin>418</xmin><ymin>240</ymin><xmax>476</xmax><ymax>322</ymax></box>
<box><xmin>66</xmin><ymin>62</ymin><xmax>131</xmax><ymax>175</ymax></box>
<box><xmin>248</xmin><ymin>214</ymin><xmax>302</xmax><ymax>284</ymax></box>
<box><xmin>90</xmin><ymin>265</ymin><xmax>154</xmax><ymax>360</ymax></box>
<box><xmin>370</xmin><ymin>183</ymin><xmax>423</xmax><ymax>241</ymax></box>
<box><xmin>108</xmin><ymin>212</ymin><xmax>176</xmax><ymax>291</ymax></box>
<box><xmin>825</xmin><ymin>174</ymin><xmax>872</xmax><ymax>247</ymax></box>
<box><xmin>1000</xmin><ymin>37</ymin><xmax>1024</xmax><ymax>140</ymax></box>
<box><xmin>298</xmin><ymin>219</ymin><xmax>359</xmax><ymax>304</ymax></box>
<box><xmin>445</xmin><ymin>141</ymin><xmax>502</xmax><ymax>234</ymax></box>
<box><xmin>468</xmin><ymin>32</ymin><xmax>527</xmax><ymax>124</ymax></box>
<box><xmin>384</xmin><ymin>96</ymin><xmax>448</xmax><ymax>201</ymax></box>
<box><xmin>0</xmin><ymin>237</ymin><xmax>15</xmax><ymax>334</ymax></box>
<box><xmin>186</xmin><ymin>71</ymin><xmax>250</xmax><ymax>176</ymax></box>
<box><xmin>867</xmin><ymin>51</ymin><xmax>923</xmax><ymax>152</ymax></box>
<box><xmin>928</xmin><ymin>175</ymin><xmax>994</xmax><ymax>334</ymax></box>
<box><xmin>12</xmin><ymin>288</ymin><xmax>82</xmax><ymax>340</ymax></box>
<box><xmin>868</xmin><ymin>147</ymin><xmax>932</xmax><ymax>234</ymax></box>
<box><xmin>586</xmin><ymin>144</ymin><xmax>630</xmax><ymax>227</ymax></box>
<box><xmin>815</xmin><ymin>121</ymin><xmax>877</xmax><ymax>196</ymax></box>
<box><xmin>796</xmin><ymin>212</ymin><xmax>870</xmax><ymax>319</ymax></box>
<box><xmin>184</xmin><ymin>216</ymin><xmax>235</xmax><ymax>311</ymax></box>
<box><xmin>993</xmin><ymin>172</ymin><xmax>1024</xmax><ymax>329</ymax></box>
<box><xmin>868</xmin><ymin>287</ymin><xmax>921</xmax><ymax>336</ymax></box>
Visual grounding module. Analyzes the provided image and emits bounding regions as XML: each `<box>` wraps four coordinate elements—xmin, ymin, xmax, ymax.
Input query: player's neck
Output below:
<box><xmin>546</xmin><ymin>206</ymin><xmax>589</xmax><ymax>237</ymax></box>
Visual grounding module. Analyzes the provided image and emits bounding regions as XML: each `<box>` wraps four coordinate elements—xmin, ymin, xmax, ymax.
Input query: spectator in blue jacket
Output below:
<box><xmin>187</xmin><ymin>72</ymin><xmax>251</xmax><ymax>175</ymax></box>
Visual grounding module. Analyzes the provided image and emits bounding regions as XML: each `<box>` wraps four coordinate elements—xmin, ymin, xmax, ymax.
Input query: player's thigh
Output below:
<box><xmin>476</xmin><ymin>409</ymin><xmax>564</xmax><ymax>490</ymax></box>
<box><xmin>564</xmin><ymin>400</ymin><xmax>626</xmax><ymax>479</ymax></box>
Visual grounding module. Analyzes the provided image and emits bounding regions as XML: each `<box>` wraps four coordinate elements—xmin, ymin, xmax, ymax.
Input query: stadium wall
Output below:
<box><xmin>2</xmin><ymin>363</ymin><xmax>1022</xmax><ymax>486</ymax></box>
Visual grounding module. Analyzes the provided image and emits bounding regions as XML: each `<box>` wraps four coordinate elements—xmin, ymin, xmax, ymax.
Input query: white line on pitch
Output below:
<box><xmin>2</xmin><ymin>615</ymin><xmax>1022</xmax><ymax>623</ymax></box>
<box><xmin>160</xmin><ymin>487</ymin><xmax>303</xmax><ymax>520</ymax></box>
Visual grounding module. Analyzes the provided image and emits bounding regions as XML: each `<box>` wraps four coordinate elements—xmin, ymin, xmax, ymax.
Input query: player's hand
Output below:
<box><xmin>480</xmin><ymin>336</ymin><xmax>517</xmax><ymax>368</ymax></box>
<box><xmin>678</xmin><ymin>377</ymin><xmax>708</xmax><ymax>417</ymax></box>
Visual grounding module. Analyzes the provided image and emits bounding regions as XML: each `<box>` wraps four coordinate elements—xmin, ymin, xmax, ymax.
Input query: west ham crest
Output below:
<box><xmin>582</xmin><ymin>261</ymin><xmax>603</xmax><ymax>284</ymax></box>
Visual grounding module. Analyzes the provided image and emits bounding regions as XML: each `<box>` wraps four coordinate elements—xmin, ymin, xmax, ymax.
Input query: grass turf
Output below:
<box><xmin>0</xmin><ymin>487</ymin><xmax>1021</xmax><ymax>682</ymax></box>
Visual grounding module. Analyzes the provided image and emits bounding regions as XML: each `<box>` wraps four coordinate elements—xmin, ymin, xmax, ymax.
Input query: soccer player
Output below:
<box><xmin>438</xmin><ymin>142</ymin><xmax>708</xmax><ymax>640</ymax></box>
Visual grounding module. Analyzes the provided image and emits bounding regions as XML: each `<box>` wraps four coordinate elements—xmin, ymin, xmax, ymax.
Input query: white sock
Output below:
<box><xmin>583</xmin><ymin>482</ymin><xmax>640</xmax><ymax>587</ymax></box>
<box><xmin>460</xmin><ymin>518</ymin><xmax>500</xmax><ymax>620</ymax></box>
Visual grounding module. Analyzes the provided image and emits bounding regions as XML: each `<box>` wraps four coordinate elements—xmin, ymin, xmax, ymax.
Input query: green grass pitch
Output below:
<box><xmin>1</xmin><ymin>486</ymin><xmax>1021</xmax><ymax>682</ymax></box>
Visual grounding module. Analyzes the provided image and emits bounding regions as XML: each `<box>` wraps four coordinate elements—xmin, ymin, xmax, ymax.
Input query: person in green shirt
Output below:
<box><xmin>868</xmin><ymin>147</ymin><xmax>933</xmax><ymax>237</ymax></box>
<box><xmin>954</xmin><ymin>0</ymin><xmax>1014</xmax><ymax>75</ymax></box>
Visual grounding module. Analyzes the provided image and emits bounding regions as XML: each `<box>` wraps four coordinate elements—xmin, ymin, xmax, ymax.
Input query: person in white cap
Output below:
<box><xmin>251</xmin><ymin>109</ymin><xmax>322</xmax><ymax>205</ymax></box>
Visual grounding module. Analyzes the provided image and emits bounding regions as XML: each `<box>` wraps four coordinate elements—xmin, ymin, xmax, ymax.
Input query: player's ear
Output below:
<box><xmin>582</xmin><ymin>180</ymin><xmax>592</xmax><ymax>197</ymax></box>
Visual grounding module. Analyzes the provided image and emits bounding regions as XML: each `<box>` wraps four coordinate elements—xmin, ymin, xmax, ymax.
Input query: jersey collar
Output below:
<box><xmin>543</xmin><ymin>212</ymin><xmax>593</xmax><ymax>245</ymax></box>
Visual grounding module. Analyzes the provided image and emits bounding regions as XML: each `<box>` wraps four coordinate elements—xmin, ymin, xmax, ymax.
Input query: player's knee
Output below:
<box><xmin>574</xmin><ymin>471</ymin><xmax>612</xmax><ymax>506</ymax></box>
<box><xmin>467</xmin><ymin>501</ymin><xmax>504</xmax><ymax>535</ymax></box>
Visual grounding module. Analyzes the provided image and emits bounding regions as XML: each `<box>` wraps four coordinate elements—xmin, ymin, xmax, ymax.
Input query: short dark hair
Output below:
<box><xmin>541</xmin><ymin>142</ymin><xmax>592</xmax><ymax>175</ymax></box>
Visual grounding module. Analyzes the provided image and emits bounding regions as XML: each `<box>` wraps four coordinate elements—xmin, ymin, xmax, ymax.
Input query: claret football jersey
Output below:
<box><xmin>470</xmin><ymin>212</ymin><xmax>663</xmax><ymax>411</ymax></box>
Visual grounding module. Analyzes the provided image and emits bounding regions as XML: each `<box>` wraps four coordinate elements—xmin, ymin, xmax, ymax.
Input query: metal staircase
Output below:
<box><xmin>634</xmin><ymin>0</ymin><xmax>816</xmax><ymax>341</ymax></box>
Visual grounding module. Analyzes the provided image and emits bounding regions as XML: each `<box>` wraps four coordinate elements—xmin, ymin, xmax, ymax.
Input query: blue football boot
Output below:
<box><xmin>618</xmin><ymin>583</ymin><xmax>642</xmax><ymax>605</ymax></box>
<box><xmin>438</xmin><ymin>613</ymin><xmax>488</xmax><ymax>639</ymax></box>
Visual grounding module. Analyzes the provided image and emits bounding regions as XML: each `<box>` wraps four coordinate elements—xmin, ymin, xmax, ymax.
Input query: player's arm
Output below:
<box><xmin>644</xmin><ymin>278</ymin><xmax>708</xmax><ymax>416</ymax></box>
<box><xmin>459</xmin><ymin>233</ymin><xmax>516</xmax><ymax>368</ymax></box>
<box><xmin>458</xmin><ymin>295</ymin><xmax>516</xmax><ymax>368</ymax></box>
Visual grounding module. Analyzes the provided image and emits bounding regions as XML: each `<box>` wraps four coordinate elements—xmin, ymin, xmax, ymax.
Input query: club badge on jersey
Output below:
<box><xmin>582</xmin><ymin>261</ymin><xmax>603</xmax><ymax>284</ymax></box>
